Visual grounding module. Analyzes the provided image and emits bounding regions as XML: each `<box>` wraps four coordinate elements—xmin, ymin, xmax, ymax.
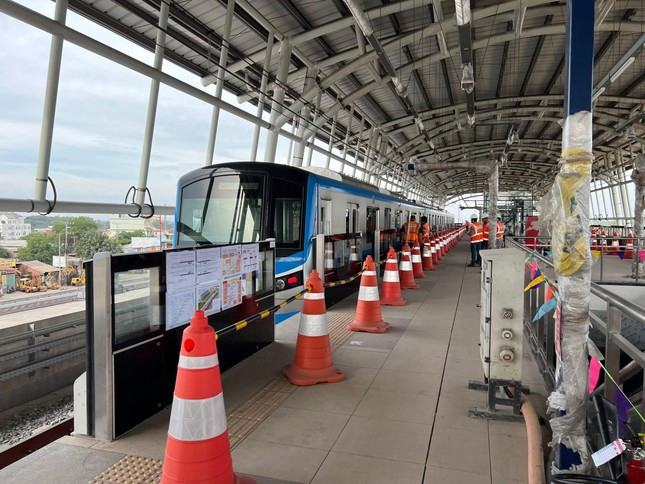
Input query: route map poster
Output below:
<box><xmin>196</xmin><ymin>247</ymin><xmax>221</xmax><ymax>284</ymax></box>
<box><xmin>165</xmin><ymin>287</ymin><xmax>196</xmax><ymax>331</ymax></box>
<box><xmin>221</xmin><ymin>245</ymin><xmax>241</xmax><ymax>277</ymax></box>
<box><xmin>241</xmin><ymin>243</ymin><xmax>260</xmax><ymax>273</ymax></box>
<box><xmin>222</xmin><ymin>275</ymin><xmax>242</xmax><ymax>310</ymax></box>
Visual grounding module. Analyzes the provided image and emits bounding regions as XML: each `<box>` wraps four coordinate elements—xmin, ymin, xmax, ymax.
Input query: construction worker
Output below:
<box><xmin>419</xmin><ymin>216</ymin><xmax>431</xmax><ymax>242</ymax></box>
<box><xmin>467</xmin><ymin>214</ymin><xmax>483</xmax><ymax>267</ymax></box>
<box><xmin>496</xmin><ymin>217</ymin><xmax>508</xmax><ymax>248</ymax></box>
<box><xmin>401</xmin><ymin>215</ymin><xmax>420</xmax><ymax>244</ymax></box>
<box><xmin>481</xmin><ymin>213</ymin><xmax>490</xmax><ymax>250</ymax></box>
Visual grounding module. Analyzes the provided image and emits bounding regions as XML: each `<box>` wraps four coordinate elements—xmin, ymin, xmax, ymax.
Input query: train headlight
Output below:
<box><xmin>276</xmin><ymin>279</ymin><xmax>286</xmax><ymax>291</ymax></box>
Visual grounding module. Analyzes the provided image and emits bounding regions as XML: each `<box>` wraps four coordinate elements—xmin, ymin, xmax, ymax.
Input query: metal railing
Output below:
<box><xmin>507</xmin><ymin>237</ymin><xmax>645</xmax><ymax>424</ymax></box>
<box><xmin>511</xmin><ymin>235</ymin><xmax>645</xmax><ymax>284</ymax></box>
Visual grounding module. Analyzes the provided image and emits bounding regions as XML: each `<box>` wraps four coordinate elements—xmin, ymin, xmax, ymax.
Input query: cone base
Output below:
<box><xmin>282</xmin><ymin>364</ymin><xmax>345</xmax><ymax>386</ymax></box>
<box><xmin>423</xmin><ymin>267</ymin><xmax>437</xmax><ymax>271</ymax></box>
<box><xmin>347</xmin><ymin>321</ymin><xmax>390</xmax><ymax>333</ymax></box>
<box><xmin>380</xmin><ymin>297</ymin><xmax>407</xmax><ymax>306</ymax></box>
<box><xmin>413</xmin><ymin>271</ymin><xmax>426</xmax><ymax>279</ymax></box>
<box><xmin>400</xmin><ymin>283</ymin><xmax>420</xmax><ymax>290</ymax></box>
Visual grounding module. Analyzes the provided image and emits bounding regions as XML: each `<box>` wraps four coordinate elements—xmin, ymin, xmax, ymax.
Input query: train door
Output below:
<box><xmin>319</xmin><ymin>199</ymin><xmax>332</xmax><ymax>234</ymax></box>
<box><xmin>366</xmin><ymin>206</ymin><xmax>378</xmax><ymax>257</ymax></box>
<box><xmin>346</xmin><ymin>203</ymin><xmax>359</xmax><ymax>233</ymax></box>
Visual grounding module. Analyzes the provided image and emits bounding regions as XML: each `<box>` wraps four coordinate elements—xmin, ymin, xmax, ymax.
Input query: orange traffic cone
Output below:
<box><xmin>346</xmin><ymin>243</ymin><xmax>361</xmax><ymax>277</ymax></box>
<box><xmin>411</xmin><ymin>242</ymin><xmax>425</xmax><ymax>279</ymax></box>
<box><xmin>380</xmin><ymin>248</ymin><xmax>406</xmax><ymax>306</ymax></box>
<box><xmin>347</xmin><ymin>256</ymin><xmax>390</xmax><ymax>333</ymax></box>
<box><xmin>161</xmin><ymin>311</ymin><xmax>254</xmax><ymax>484</ymax></box>
<box><xmin>625</xmin><ymin>233</ymin><xmax>634</xmax><ymax>259</ymax></box>
<box><xmin>436</xmin><ymin>234</ymin><xmax>443</xmax><ymax>260</ymax></box>
<box><xmin>609</xmin><ymin>231</ymin><xmax>620</xmax><ymax>255</ymax></box>
<box><xmin>399</xmin><ymin>244</ymin><xmax>419</xmax><ymax>290</ymax></box>
<box><xmin>282</xmin><ymin>270</ymin><xmax>345</xmax><ymax>386</ymax></box>
<box><xmin>431</xmin><ymin>236</ymin><xmax>439</xmax><ymax>266</ymax></box>
<box><xmin>324</xmin><ymin>241</ymin><xmax>338</xmax><ymax>282</ymax></box>
<box><xmin>422</xmin><ymin>241</ymin><xmax>436</xmax><ymax>271</ymax></box>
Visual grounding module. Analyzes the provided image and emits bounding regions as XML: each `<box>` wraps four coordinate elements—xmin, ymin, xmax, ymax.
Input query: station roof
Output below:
<box><xmin>69</xmin><ymin>0</ymin><xmax>645</xmax><ymax>201</ymax></box>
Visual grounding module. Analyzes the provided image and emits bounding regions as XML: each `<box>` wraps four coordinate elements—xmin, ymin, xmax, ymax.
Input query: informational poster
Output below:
<box><xmin>221</xmin><ymin>275</ymin><xmax>242</xmax><ymax>310</ymax></box>
<box><xmin>221</xmin><ymin>245</ymin><xmax>241</xmax><ymax>277</ymax></box>
<box><xmin>196</xmin><ymin>247</ymin><xmax>221</xmax><ymax>284</ymax></box>
<box><xmin>166</xmin><ymin>251</ymin><xmax>196</xmax><ymax>290</ymax></box>
<box><xmin>196</xmin><ymin>281</ymin><xmax>221</xmax><ymax>316</ymax></box>
<box><xmin>241</xmin><ymin>243</ymin><xmax>260</xmax><ymax>273</ymax></box>
<box><xmin>166</xmin><ymin>287</ymin><xmax>196</xmax><ymax>330</ymax></box>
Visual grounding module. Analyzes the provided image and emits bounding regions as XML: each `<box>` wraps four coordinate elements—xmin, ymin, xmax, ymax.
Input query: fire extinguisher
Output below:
<box><xmin>627</xmin><ymin>448</ymin><xmax>645</xmax><ymax>484</ymax></box>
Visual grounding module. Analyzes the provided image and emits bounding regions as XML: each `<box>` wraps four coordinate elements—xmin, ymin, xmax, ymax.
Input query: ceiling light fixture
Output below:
<box><xmin>610</xmin><ymin>57</ymin><xmax>635</xmax><ymax>83</ymax></box>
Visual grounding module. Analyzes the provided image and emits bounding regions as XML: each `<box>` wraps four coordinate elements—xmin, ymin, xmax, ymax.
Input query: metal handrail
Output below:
<box><xmin>507</xmin><ymin>237</ymin><xmax>645</xmax><ymax>421</ymax></box>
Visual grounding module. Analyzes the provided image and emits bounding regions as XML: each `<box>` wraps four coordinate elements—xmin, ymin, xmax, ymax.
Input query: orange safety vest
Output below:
<box><xmin>470</xmin><ymin>222</ymin><xmax>483</xmax><ymax>243</ymax></box>
<box><xmin>482</xmin><ymin>223</ymin><xmax>490</xmax><ymax>241</ymax></box>
<box><xmin>420</xmin><ymin>222</ymin><xmax>430</xmax><ymax>242</ymax></box>
<box><xmin>496</xmin><ymin>222</ymin><xmax>505</xmax><ymax>239</ymax></box>
<box><xmin>402</xmin><ymin>220</ymin><xmax>420</xmax><ymax>243</ymax></box>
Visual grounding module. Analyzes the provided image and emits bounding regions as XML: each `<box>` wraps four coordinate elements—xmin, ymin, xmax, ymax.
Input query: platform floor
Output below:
<box><xmin>0</xmin><ymin>240</ymin><xmax>549</xmax><ymax>484</ymax></box>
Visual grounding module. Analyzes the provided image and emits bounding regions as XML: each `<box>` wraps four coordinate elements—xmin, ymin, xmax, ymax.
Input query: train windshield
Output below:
<box><xmin>271</xmin><ymin>177</ymin><xmax>304</xmax><ymax>254</ymax></box>
<box><xmin>178</xmin><ymin>174</ymin><xmax>264</xmax><ymax>245</ymax></box>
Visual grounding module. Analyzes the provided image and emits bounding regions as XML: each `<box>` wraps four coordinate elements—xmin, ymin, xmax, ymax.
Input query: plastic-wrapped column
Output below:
<box><xmin>488</xmin><ymin>163</ymin><xmax>499</xmax><ymax>247</ymax></box>
<box><xmin>631</xmin><ymin>154</ymin><xmax>645</xmax><ymax>278</ymax></box>
<box><xmin>539</xmin><ymin>111</ymin><xmax>593</xmax><ymax>471</ymax></box>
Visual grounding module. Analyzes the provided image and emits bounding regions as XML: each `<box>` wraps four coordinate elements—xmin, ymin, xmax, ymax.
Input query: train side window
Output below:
<box><xmin>366</xmin><ymin>206</ymin><xmax>377</xmax><ymax>234</ymax></box>
<box><xmin>272</xmin><ymin>178</ymin><xmax>304</xmax><ymax>249</ymax></box>
<box><xmin>384</xmin><ymin>208</ymin><xmax>391</xmax><ymax>230</ymax></box>
<box><xmin>395</xmin><ymin>210</ymin><xmax>402</xmax><ymax>229</ymax></box>
<box><xmin>345</xmin><ymin>208</ymin><xmax>350</xmax><ymax>233</ymax></box>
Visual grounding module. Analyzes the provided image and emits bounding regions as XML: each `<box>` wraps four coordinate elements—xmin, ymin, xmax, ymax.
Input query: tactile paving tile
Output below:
<box><xmin>327</xmin><ymin>312</ymin><xmax>355</xmax><ymax>349</ymax></box>
<box><xmin>89</xmin><ymin>454</ymin><xmax>162</xmax><ymax>483</ymax></box>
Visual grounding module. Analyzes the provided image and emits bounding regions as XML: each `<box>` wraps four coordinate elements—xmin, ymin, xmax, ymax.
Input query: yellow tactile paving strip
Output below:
<box><xmin>89</xmin><ymin>312</ymin><xmax>355</xmax><ymax>483</ymax></box>
<box><xmin>89</xmin><ymin>455</ymin><xmax>162</xmax><ymax>483</ymax></box>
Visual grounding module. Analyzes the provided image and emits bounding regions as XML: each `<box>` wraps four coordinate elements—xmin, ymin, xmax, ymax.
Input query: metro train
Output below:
<box><xmin>173</xmin><ymin>162</ymin><xmax>454</xmax><ymax>322</ymax></box>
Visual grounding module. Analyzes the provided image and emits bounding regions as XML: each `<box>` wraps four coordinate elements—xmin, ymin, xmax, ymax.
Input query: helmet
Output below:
<box><xmin>470</xmin><ymin>213</ymin><xmax>478</xmax><ymax>220</ymax></box>
<box><xmin>482</xmin><ymin>213</ymin><xmax>489</xmax><ymax>218</ymax></box>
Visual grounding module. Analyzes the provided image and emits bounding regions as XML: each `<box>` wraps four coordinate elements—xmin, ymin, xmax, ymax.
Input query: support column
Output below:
<box><xmin>304</xmin><ymin>92</ymin><xmax>322</xmax><ymax>167</ymax></box>
<box><xmin>341</xmin><ymin>105</ymin><xmax>355</xmax><ymax>161</ymax></box>
<box><xmin>351</xmin><ymin>118</ymin><xmax>365</xmax><ymax>177</ymax></box>
<box><xmin>488</xmin><ymin>163</ymin><xmax>499</xmax><ymax>245</ymax></box>
<box><xmin>631</xmin><ymin>154</ymin><xmax>645</xmax><ymax>279</ymax></box>
<box><xmin>325</xmin><ymin>113</ymin><xmax>338</xmax><ymax>169</ymax></box>
<box><xmin>264</xmin><ymin>40</ymin><xmax>292</xmax><ymax>163</ymax></box>
<box><xmin>250</xmin><ymin>33</ymin><xmax>274</xmax><ymax>161</ymax></box>
<box><xmin>205</xmin><ymin>0</ymin><xmax>236</xmax><ymax>165</ymax></box>
<box><xmin>135</xmin><ymin>0</ymin><xmax>171</xmax><ymax>206</ymax></box>
<box><xmin>546</xmin><ymin>0</ymin><xmax>594</xmax><ymax>472</ymax></box>
<box><xmin>34</xmin><ymin>0</ymin><xmax>68</xmax><ymax>202</ymax></box>
<box><xmin>292</xmin><ymin>67</ymin><xmax>318</xmax><ymax>167</ymax></box>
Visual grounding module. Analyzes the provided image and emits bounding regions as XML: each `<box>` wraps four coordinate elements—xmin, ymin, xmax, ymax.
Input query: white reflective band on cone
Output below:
<box><xmin>298</xmin><ymin>313</ymin><xmax>329</xmax><ymax>336</ymax></box>
<box><xmin>304</xmin><ymin>292</ymin><xmax>325</xmax><ymax>300</ymax></box>
<box><xmin>325</xmin><ymin>261</ymin><xmax>334</xmax><ymax>268</ymax></box>
<box><xmin>402</xmin><ymin>251</ymin><xmax>410</xmax><ymax>256</ymax></box>
<box><xmin>349</xmin><ymin>254</ymin><xmax>359</xmax><ymax>260</ymax></box>
<box><xmin>358</xmin><ymin>285</ymin><xmax>379</xmax><ymax>301</ymax></box>
<box><xmin>168</xmin><ymin>393</ymin><xmax>227</xmax><ymax>441</ymax></box>
<box><xmin>400</xmin><ymin>261</ymin><xmax>412</xmax><ymax>270</ymax></box>
<box><xmin>383</xmin><ymin>270</ymin><xmax>400</xmax><ymax>282</ymax></box>
<box><xmin>178</xmin><ymin>354</ymin><xmax>219</xmax><ymax>370</ymax></box>
<box><xmin>431</xmin><ymin>246</ymin><xmax>436</xmax><ymax>253</ymax></box>
<box><xmin>423</xmin><ymin>248</ymin><xmax>430</xmax><ymax>257</ymax></box>
<box><xmin>362</xmin><ymin>271</ymin><xmax>376</xmax><ymax>276</ymax></box>
<box><xmin>411</xmin><ymin>254</ymin><xmax>422</xmax><ymax>262</ymax></box>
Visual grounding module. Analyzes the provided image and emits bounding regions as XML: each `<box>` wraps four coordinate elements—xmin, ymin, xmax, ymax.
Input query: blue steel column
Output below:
<box><xmin>551</xmin><ymin>0</ymin><xmax>594</xmax><ymax>472</ymax></box>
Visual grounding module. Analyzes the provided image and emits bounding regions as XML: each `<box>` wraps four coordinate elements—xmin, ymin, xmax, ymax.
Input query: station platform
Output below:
<box><xmin>0</xmin><ymin>240</ymin><xmax>549</xmax><ymax>484</ymax></box>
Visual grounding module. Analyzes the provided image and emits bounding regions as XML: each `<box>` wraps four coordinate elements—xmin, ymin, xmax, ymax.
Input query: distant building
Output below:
<box><xmin>0</xmin><ymin>213</ymin><xmax>32</xmax><ymax>239</ymax></box>
<box><xmin>109</xmin><ymin>214</ymin><xmax>147</xmax><ymax>237</ymax></box>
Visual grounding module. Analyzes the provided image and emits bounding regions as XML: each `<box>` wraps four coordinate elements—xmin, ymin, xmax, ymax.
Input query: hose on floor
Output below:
<box><xmin>520</xmin><ymin>393</ymin><xmax>547</xmax><ymax>484</ymax></box>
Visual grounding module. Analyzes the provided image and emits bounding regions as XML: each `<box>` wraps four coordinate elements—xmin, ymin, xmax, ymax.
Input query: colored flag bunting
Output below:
<box><xmin>588</xmin><ymin>357</ymin><xmax>601</xmax><ymax>393</ymax></box>
<box><xmin>591</xmin><ymin>250</ymin><xmax>601</xmax><ymax>259</ymax></box>
<box><xmin>524</xmin><ymin>274</ymin><xmax>545</xmax><ymax>291</ymax></box>
<box><xmin>531</xmin><ymin>260</ymin><xmax>539</xmax><ymax>279</ymax></box>
<box><xmin>533</xmin><ymin>297</ymin><xmax>558</xmax><ymax>321</ymax></box>
<box><xmin>639</xmin><ymin>250</ymin><xmax>645</xmax><ymax>262</ymax></box>
<box><xmin>616</xmin><ymin>250</ymin><xmax>625</xmax><ymax>260</ymax></box>
<box><xmin>546</xmin><ymin>284</ymin><xmax>554</xmax><ymax>302</ymax></box>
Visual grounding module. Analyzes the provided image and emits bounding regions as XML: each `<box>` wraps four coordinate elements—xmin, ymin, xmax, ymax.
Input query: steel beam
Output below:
<box><xmin>250</xmin><ymin>34</ymin><xmax>275</xmax><ymax>161</ymax></box>
<box><xmin>263</xmin><ymin>40</ymin><xmax>292</xmax><ymax>163</ymax></box>
<box><xmin>34</xmin><ymin>0</ymin><xmax>68</xmax><ymax>203</ymax></box>
<box><xmin>135</xmin><ymin>0</ymin><xmax>170</xmax><ymax>207</ymax></box>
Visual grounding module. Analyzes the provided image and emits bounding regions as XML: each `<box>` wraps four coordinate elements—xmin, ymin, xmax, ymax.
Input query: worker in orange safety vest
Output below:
<box><xmin>496</xmin><ymin>217</ymin><xmax>508</xmax><ymax>248</ymax></box>
<box><xmin>401</xmin><ymin>215</ymin><xmax>420</xmax><ymax>244</ymax></box>
<box><xmin>481</xmin><ymin>213</ymin><xmax>490</xmax><ymax>250</ymax></box>
<box><xmin>467</xmin><ymin>214</ymin><xmax>483</xmax><ymax>267</ymax></box>
<box><xmin>419</xmin><ymin>216</ymin><xmax>431</xmax><ymax>242</ymax></box>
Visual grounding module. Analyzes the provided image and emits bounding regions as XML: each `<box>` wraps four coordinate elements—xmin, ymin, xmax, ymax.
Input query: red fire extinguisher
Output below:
<box><xmin>627</xmin><ymin>448</ymin><xmax>645</xmax><ymax>484</ymax></box>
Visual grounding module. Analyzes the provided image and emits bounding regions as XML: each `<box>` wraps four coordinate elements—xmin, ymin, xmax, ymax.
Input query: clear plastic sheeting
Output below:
<box><xmin>454</xmin><ymin>0</ymin><xmax>471</xmax><ymax>26</ymax></box>
<box><xmin>537</xmin><ymin>111</ymin><xmax>593</xmax><ymax>472</ymax></box>
<box><xmin>632</xmin><ymin>154</ymin><xmax>645</xmax><ymax>278</ymax></box>
<box><xmin>461</xmin><ymin>62</ymin><xmax>475</xmax><ymax>93</ymax></box>
<box><xmin>488</xmin><ymin>163</ymin><xmax>499</xmax><ymax>245</ymax></box>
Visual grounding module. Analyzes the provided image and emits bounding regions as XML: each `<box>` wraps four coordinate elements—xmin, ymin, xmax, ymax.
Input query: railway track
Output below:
<box><xmin>0</xmin><ymin>291</ymin><xmax>79</xmax><ymax>316</ymax></box>
<box><xmin>0</xmin><ymin>418</ymin><xmax>74</xmax><ymax>469</ymax></box>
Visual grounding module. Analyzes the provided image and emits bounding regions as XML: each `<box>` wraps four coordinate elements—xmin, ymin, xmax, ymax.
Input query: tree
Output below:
<box><xmin>17</xmin><ymin>233</ymin><xmax>57</xmax><ymax>264</ymax></box>
<box><xmin>116</xmin><ymin>229</ymin><xmax>146</xmax><ymax>246</ymax></box>
<box><xmin>75</xmin><ymin>231</ymin><xmax>122</xmax><ymax>259</ymax></box>
<box><xmin>0</xmin><ymin>247</ymin><xmax>11</xmax><ymax>258</ymax></box>
<box><xmin>67</xmin><ymin>217</ymin><xmax>98</xmax><ymax>239</ymax></box>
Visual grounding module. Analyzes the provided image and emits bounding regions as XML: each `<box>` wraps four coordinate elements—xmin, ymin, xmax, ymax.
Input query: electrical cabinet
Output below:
<box><xmin>479</xmin><ymin>247</ymin><xmax>525</xmax><ymax>382</ymax></box>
